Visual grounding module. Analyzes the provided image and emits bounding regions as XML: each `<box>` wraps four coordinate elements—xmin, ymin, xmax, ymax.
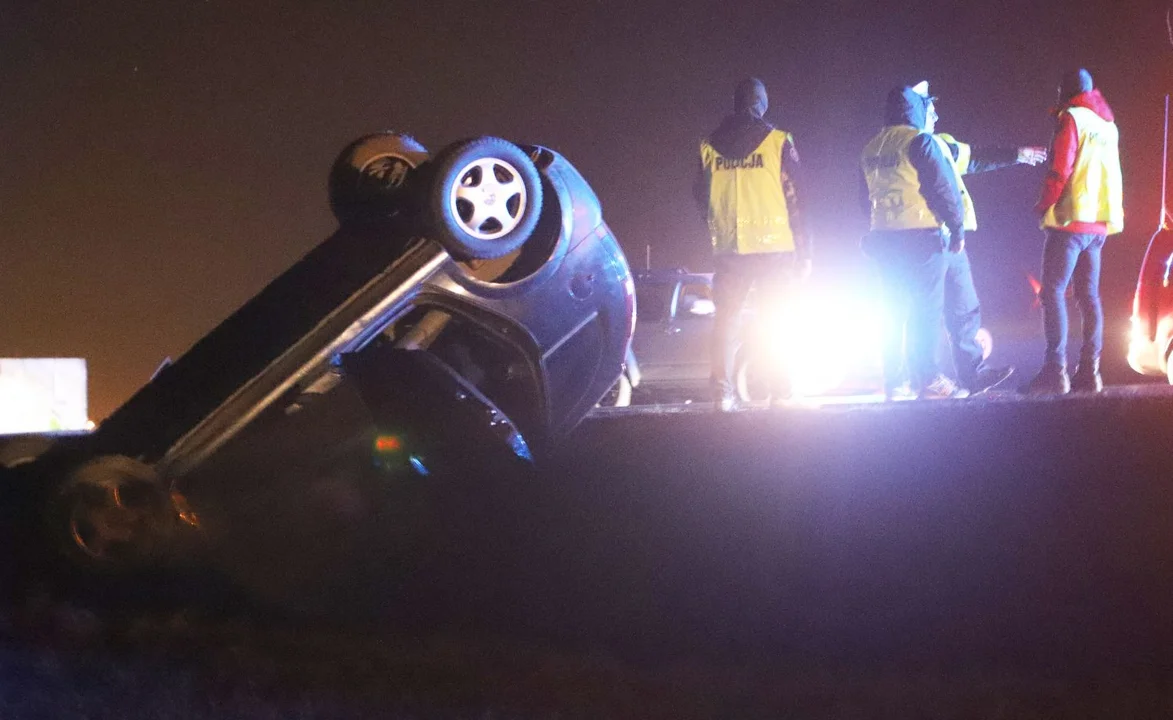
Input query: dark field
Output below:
<box><xmin>5</xmin><ymin>387</ymin><xmax>1173</xmax><ymax>717</ymax></box>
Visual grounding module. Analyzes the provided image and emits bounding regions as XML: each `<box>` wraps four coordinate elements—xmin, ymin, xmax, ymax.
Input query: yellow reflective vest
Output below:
<box><xmin>700</xmin><ymin>129</ymin><xmax>795</xmax><ymax>255</ymax></box>
<box><xmin>1042</xmin><ymin>106</ymin><xmax>1124</xmax><ymax>235</ymax></box>
<box><xmin>861</xmin><ymin>126</ymin><xmax>972</xmax><ymax>232</ymax></box>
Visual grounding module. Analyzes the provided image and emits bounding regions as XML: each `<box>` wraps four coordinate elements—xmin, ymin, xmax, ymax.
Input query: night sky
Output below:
<box><xmin>1</xmin><ymin>0</ymin><xmax>1169</xmax><ymax>420</ymax></box>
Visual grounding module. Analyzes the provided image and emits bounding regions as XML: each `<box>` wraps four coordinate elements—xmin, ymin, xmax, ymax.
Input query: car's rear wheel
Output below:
<box><xmin>427</xmin><ymin>137</ymin><xmax>543</xmax><ymax>261</ymax></box>
<box><xmin>328</xmin><ymin>131</ymin><xmax>430</xmax><ymax>225</ymax></box>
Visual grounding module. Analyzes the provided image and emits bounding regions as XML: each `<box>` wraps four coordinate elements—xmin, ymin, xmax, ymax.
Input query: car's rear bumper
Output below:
<box><xmin>1128</xmin><ymin>314</ymin><xmax>1167</xmax><ymax>377</ymax></box>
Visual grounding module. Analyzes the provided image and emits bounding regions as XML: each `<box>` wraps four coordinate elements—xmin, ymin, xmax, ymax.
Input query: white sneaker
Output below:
<box><xmin>918</xmin><ymin>375</ymin><xmax>969</xmax><ymax>400</ymax></box>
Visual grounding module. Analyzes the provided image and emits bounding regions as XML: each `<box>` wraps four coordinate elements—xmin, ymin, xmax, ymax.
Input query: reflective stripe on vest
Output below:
<box><xmin>935</xmin><ymin>133</ymin><xmax>978</xmax><ymax>231</ymax></box>
<box><xmin>861</xmin><ymin>126</ymin><xmax>964</xmax><ymax>231</ymax></box>
<box><xmin>701</xmin><ymin>129</ymin><xmax>795</xmax><ymax>255</ymax></box>
<box><xmin>1042</xmin><ymin>106</ymin><xmax>1124</xmax><ymax>235</ymax></box>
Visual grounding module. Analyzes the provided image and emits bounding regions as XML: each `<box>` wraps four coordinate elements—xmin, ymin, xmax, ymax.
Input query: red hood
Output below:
<box><xmin>1053</xmin><ymin>89</ymin><xmax>1115</xmax><ymax>122</ymax></box>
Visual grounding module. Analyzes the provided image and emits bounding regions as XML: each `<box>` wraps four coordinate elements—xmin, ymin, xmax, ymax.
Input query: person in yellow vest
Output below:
<box><xmin>860</xmin><ymin>83</ymin><xmax>968</xmax><ymax>399</ymax></box>
<box><xmin>921</xmin><ymin>84</ymin><xmax>1048</xmax><ymax>396</ymax></box>
<box><xmin>695</xmin><ymin>77</ymin><xmax>811</xmax><ymax>411</ymax></box>
<box><xmin>1023</xmin><ymin>69</ymin><xmax>1123</xmax><ymax>395</ymax></box>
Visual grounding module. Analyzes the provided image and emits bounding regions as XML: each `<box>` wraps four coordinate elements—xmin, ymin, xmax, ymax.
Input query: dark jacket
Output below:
<box><xmin>694</xmin><ymin>110</ymin><xmax>811</xmax><ymax>260</ymax></box>
<box><xmin>859</xmin><ymin>87</ymin><xmax>967</xmax><ymax>239</ymax></box>
<box><xmin>944</xmin><ymin>143</ymin><xmax>1020</xmax><ymax>175</ymax></box>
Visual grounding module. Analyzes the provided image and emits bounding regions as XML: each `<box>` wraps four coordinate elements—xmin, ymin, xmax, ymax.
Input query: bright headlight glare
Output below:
<box><xmin>749</xmin><ymin>286</ymin><xmax>884</xmax><ymax>396</ymax></box>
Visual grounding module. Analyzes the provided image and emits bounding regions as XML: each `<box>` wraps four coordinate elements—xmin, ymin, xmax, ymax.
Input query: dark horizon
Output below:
<box><xmin>1</xmin><ymin>0</ymin><xmax>1169</xmax><ymax>419</ymax></box>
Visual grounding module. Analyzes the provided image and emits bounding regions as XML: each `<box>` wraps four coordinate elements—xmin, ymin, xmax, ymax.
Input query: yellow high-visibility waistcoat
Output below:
<box><xmin>935</xmin><ymin>133</ymin><xmax>978</xmax><ymax>231</ymax></box>
<box><xmin>1042</xmin><ymin>106</ymin><xmax>1124</xmax><ymax>235</ymax></box>
<box><xmin>861</xmin><ymin>126</ymin><xmax>973</xmax><ymax>231</ymax></box>
<box><xmin>700</xmin><ymin>129</ymin><xmax>795</xmax><ymax>255</ymax></box>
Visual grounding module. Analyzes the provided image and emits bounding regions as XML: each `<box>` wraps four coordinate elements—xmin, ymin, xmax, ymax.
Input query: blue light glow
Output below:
<box><xmin>409</xmin><ymin>455</ymin><xmax>430</xmax><ymax>476</ymax></box>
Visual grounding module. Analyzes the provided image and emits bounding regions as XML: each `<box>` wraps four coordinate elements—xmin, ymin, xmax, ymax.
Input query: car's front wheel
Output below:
<box><xmin>45</xmin><ymin>455</ymin><xmax>185</xmax><ymax>578</ymax></box>
<box><xmin>735</xmin><ymin>350</ymin><xmax>770</xmax><ymax>404</ymax></box>
<box><xmin>427</xmin><ymin>137</ymin><xmax>543</xmax><ymax>261</ymax></box>
<box><xmin>328</xmin><ymin>131</ymin><xmax>430</xmax><ymax>225</ymax></box>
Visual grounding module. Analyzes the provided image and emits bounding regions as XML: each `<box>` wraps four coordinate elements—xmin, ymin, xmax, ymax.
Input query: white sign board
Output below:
<box><xmin>0</xmin><ymin>358</ymin><xmax>89</xmax><ymax>434</ymax></box>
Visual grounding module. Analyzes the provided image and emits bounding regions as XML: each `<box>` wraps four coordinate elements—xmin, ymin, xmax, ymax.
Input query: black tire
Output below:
<box><xmin>44</xmin><ymin>455</ymin><xmax>179</xmax><ymax>579</ymax></box>
<box><xmin>735</xmin><ymin>351</ymin><xmax>770</xmax><ymax>404</ymax></box>
<box><xmin>427</xmin><ymin>137</ymin><xmax>543</xmax><ymax>261</ymax></box>
<box><xmin>328</xmin><ymin>131</ymin><xmax>430</xmax><ymax>225</ymax></box>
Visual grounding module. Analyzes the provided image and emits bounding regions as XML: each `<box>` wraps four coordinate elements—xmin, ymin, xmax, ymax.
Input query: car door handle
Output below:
<box><xmin>663</xmin><ymin>325</ymin><xmax>682</xmax><ymax>334</ymax></box>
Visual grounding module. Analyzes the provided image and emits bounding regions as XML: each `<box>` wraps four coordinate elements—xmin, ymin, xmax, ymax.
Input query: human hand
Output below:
<box><xmin>1017</xmin><ymin>146</ymin><xmax>1048</xmax><ymax>166</ymax></box>
<box><xmin>948</xmin><ymin>230</ymin><xmax>965</xmax><ymax>253</ymax></box>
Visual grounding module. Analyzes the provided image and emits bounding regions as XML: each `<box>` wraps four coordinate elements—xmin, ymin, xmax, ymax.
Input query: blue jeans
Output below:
<box><xmin>863</xmin><ymin>229</ymin><xmax>948</xmax><ymax>391</ymax></box>
<box><xmin>1040</xmin><ymin>230</ymin><xmax>1105</xmax><ymax>367</ymax></box>
<box><xmin>944</xmin><ymin>248</ymin><xmax>985</xmax><ymax>388</ymax></box>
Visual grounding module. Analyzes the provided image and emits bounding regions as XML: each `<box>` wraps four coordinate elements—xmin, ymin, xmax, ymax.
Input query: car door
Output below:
<box><xmin>631</xmin><ymin>277</ymin><xmax>714</xmax><ymax>387</ymax></box>
<box><xmin>664</xmin><ymin>278</ymin><xmax>715</xmax><ymax>384</ymax></box>
<box><xmin>630</xmin><ymin>280</ymin><xmax>677</xmax><ymax>385</ymax></box>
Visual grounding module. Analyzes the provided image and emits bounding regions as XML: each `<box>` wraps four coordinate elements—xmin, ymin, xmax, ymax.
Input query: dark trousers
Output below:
<box><xmin>710</xmin><ymin>252</ymin><xmax>794</xmax><ymax>394</ymax></box>
<box><xmin>1040</xmin><ymin>230</ymin><xmax>1105</xmax><ymax>367</ymax></box>
<box><xmin>863</xmin><ymin>229</ymin><xmax>948</xmax><ymax>391</ymax></box>
<box><xmin>944</xmin><ymin>248</ymin><xmax>985</xmax><ymax>388</ymax></box>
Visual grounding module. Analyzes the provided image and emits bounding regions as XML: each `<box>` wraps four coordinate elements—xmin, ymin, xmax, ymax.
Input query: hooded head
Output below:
<box><xmin>1058</xmin><ymin>68</ymin><xmax>1094</xmax><ymax>105</ymax></box>
<box><xmin>734</xmin><ymin>77</ymin><xmax>769</xmax><ymax>119</ymax></box>
<box><xmin>884</xmin><ymin>81</ymin><xmax>934</xmax><ymax>129</ymax></box>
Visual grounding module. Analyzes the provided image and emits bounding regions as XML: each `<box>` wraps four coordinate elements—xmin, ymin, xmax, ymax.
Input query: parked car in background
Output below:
<box><xmin>619</xmin><ymin>269</ymin><xmax>716</xmax><ymax>404</ymax></box>
<box><xmin>1128</xmin><ymin>224</ymin><xmax>1173</xmax><ymax>382</ymax></box>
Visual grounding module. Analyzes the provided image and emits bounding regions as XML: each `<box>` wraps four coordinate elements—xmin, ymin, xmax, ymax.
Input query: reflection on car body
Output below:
<box><xmin>1128</xmin><ymin>225</ymin><xmax>1173</xmax><ymax>383</ymax></box>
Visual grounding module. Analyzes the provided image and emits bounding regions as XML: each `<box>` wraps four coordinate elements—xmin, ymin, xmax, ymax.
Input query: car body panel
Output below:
<box><xmin>1128</xmin><ymin>227</ymin><xmax>1173</xmax><ymax>379</ymax></box>
<box><xmin>629</xmin><ymin>270</ymin><xmax>715</xmax><ymax>394</ymax></box>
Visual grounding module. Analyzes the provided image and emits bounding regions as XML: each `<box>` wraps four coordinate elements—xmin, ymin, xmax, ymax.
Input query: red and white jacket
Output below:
<box><xmin>1034</xmin><ymin>90</ymin><xmax>1117</xmax><ymax>234</ymax></box>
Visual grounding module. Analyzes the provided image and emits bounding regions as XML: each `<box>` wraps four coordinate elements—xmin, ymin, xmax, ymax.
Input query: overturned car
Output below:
<box><xmin>3</xmin><ymin>133</ymin><xmax>634</xmax><ymax>582</ymax></box>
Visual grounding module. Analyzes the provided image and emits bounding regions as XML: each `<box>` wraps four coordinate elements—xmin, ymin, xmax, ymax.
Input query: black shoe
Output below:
<box><xmin>1070</xmin><ymin>358</ymin><xmax>1103</xmax><ymax>393</ymax></box>
<box><xmin>1022</xmin><ymin>364</ymin><xmax>1070</xmax><ymax>395</ymax></box>
<box><xmin>967</xmin><ymin>366</ymin><xmax>1014</xmax><ymax>396</ymax></box>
